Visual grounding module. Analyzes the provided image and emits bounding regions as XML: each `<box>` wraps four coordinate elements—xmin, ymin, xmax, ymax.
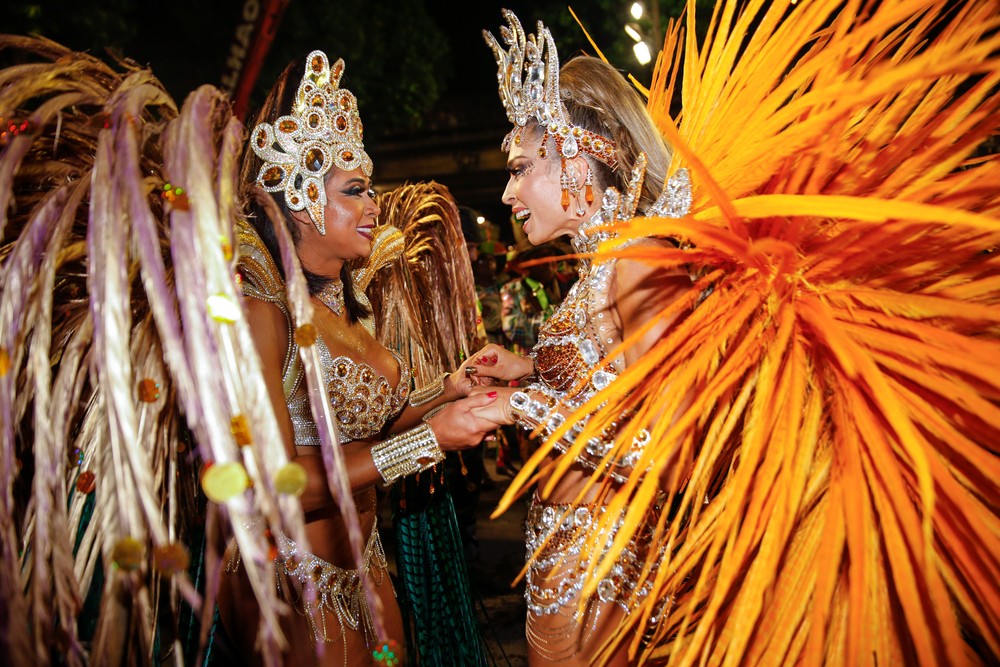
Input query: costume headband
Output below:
<box><xmin>250</xmin><ymin>51</ymin><xmax>372</xmax><ymax>234</ymax></box>
<box><xmin>483</xmin><ymin>10</ymin><xmax>618</xmax><ymax>169</ymax></box>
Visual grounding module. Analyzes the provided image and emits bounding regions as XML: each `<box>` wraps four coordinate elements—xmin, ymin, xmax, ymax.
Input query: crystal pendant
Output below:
<box><xmin>592</xmin><ymin>370</ymin><xmax>615</xmax><ymax>390</ymax></box>
<box><xmin>562</xmin><ymin>134</ymin><xmax>579</xmax><ymax>158</ymax></box>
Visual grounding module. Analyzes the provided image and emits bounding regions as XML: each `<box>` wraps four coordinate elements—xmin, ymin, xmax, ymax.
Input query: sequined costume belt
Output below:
<box><xmin>275</xmin><ymin>524</ymin><xmax>389</xmax><ymax>647</ymax></box>
<box><xmin>524</xmin><ymin>494</ymin><xmax>651</xmax><ymax>617</ymax></box>
<box><xmin>226</xmin><ymin>522</ymin><xmax>389</xmax><ymax>653</ymax></box>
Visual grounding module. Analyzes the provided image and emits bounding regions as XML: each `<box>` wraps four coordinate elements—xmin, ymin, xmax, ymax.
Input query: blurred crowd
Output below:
<box><xmin>463</xmin><ymin>209</ymin><xmax>578</xmax><ymax>480</ymax></box>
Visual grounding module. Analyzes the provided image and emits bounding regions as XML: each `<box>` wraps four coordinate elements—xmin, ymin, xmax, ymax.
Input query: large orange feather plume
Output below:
<box><xmin>498</xmin><ymin>0</ymin><xmax>1000</xmax><ymax>664</ymax></box>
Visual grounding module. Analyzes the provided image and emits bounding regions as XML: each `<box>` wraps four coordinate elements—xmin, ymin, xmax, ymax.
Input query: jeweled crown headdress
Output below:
<box><xmin>483</xmin><ymin>10</ymin><xmax>618</xmax><ymax>170</ymax></box>
<box><xmin>250</xmin><ymin>50</ymin><xmax>372</xmax><ymax>234</ymax></box>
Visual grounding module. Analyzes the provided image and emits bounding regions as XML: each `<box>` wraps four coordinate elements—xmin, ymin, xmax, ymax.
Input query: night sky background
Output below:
<box><xmin>5</xmin><ymin>0</ymin><xmax>679</xmax><ymax>135</ymax></box>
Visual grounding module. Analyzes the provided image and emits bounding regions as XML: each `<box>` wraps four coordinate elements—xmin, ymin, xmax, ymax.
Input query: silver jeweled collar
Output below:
<box><xmin>315</xmin><ymin>279</ymin><xmax>345</xmax><ymax>316</ymax></box>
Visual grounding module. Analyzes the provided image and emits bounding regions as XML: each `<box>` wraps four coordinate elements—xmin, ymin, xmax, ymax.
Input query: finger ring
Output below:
<box><xmin>465</xmin><ymin>367</ymin><xmax>477</xmax><ymax>376</ymax></box>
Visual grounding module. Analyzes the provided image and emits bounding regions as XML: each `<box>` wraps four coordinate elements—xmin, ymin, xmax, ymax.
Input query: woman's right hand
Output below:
<box><xmin>468</xmin><ymin>343</ymin><xmax>534</xmax><ymax>382</ymax></box>
<box><xmin>468</xmin><ymin>385</ymin><xmax>518</xmax><ymax>425</ymax></box>
<box><xmin>426</xmin><ymin>391</ymin><xmax>504</xmax><ymax>451</ymax></box>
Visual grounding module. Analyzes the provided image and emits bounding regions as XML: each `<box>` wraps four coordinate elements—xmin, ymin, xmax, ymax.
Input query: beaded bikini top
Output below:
<box><xmin>511</xmin><ymin>158</ymin><xmax>692</xmax><ymax>480</ymax></box>
<box><xmin>236</xmin><ymin>219</ymin><xmax>411</xmax><ymax>444</ymax></box>
<box><xmin>286</xmin><ymin>344</ymin><xmax>410</xmax><ymax>443</ymax></box>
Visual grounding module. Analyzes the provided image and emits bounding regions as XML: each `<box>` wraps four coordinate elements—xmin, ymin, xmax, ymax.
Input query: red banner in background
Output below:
<box><xmin>221</xmin><ymin>0</ymin><xmax>290</xmax><ymax>120</ymax></box>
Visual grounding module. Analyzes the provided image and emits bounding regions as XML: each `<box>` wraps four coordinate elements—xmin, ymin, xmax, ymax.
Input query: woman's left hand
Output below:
<box><xmin>466</xmin><ymin>343</ymin><xmax>534</xmax><ymax>383</ymax></box>
<box><xmin>445</xmin><ymin>354</ymin><xmax>498</xmax><ymax>399</ymax></box>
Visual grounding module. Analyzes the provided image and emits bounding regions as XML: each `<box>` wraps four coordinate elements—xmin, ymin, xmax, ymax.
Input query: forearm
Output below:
<box><xmin>509</xmin><ymin>383</ymin><xmax>648</xmax><ymax>484</ymax></box>
<box><xmin>294</xmin><ymin>423</ymin><xmax>445</xmax><ymax>511</ymax></box>
<box><xmin>387</xmin><ymin>371</ymin><xmax>461</xmax><ymax>433</ymax></box>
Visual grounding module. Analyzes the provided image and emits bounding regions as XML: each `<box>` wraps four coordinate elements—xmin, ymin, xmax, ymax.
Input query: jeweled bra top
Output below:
<box><xmin>509</xmin><ymin>159</ymin><xmax>693</xmax><ymax>481</ymax></box>
<box><xmin>285</xmin><ymin>342</ymin><xmax>410</xmax><ymax>443</ymax></box>
<box><xmin>236</xmin><ymin>219</ymin><xmax>411</xmax><ymax>444</ymax></box>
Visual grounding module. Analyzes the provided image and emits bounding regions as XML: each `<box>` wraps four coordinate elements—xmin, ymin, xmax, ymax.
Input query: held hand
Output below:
<box><xmin>468</xmin><ymin>343</ymin><xmax>533</xmax><ymax>383</ymax></box>
<box><xmin>446</xmin><ymin>354</ymin><xmax>499</xmax><ymax>399</ymax></box>
<box><xmin>469</xmin><ymin>385</ymin><xmax>518</xmax><ymax>425</ymax></box>
<box><xmin>426</xmin><ymin>391</ymin><xmax>504</xmax><ymax>451</ymax></box>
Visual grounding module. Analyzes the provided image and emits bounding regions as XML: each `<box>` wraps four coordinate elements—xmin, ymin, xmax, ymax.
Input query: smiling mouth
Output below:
<box><xmin>514</xmin><ymin>209</ymin><xmax>531</xmax><ymax>222</ymax></box>
<box><xmin>357</xmin><ymin>226</ymin><xmax>374</xmax><ymax>238</ymax></box>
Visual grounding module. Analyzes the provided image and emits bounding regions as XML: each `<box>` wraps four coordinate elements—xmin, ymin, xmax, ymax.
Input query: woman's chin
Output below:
<box><xmin>524</xmin><ymin>223</ymin><xmax>549</xmax><ymax>245</ymax></box>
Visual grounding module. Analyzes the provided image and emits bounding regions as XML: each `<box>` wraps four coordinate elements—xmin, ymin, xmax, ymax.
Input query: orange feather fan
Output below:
<box><xmin>498</xmin><ymin>0</ymin><xmax>1000</xmax><ymax>664</ymax></box>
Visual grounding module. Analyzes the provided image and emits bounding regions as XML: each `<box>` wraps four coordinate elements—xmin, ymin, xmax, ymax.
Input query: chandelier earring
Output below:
<box><xmin>563</xmin><ymin>163</ymin><xmax>587</xmax><ymax>217</ymax></box>
<box><xmin>560</xmin><ymin>159</ymin><xmax>571</xmax><ymax>211</ymax></box>
<box><xmin>572</xmin><ymin>167</ymin><xmax>589</xmax><ymax>217</ymax></box>
<box><xmin>584</xmin><ymin>169</ymin><xmax>594</xmax><ymax>206</ymax></box>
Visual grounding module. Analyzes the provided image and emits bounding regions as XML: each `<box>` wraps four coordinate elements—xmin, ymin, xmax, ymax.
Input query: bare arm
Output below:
<box><xmin>246</xmin><ymin>297</ymin><xmax>499</xmax><ymax>502</ymax></box>
<box><xmin>613</xmin><ymin>240</ymin><xmax>696</xmax><ymax>489</ymax></box>
<box><xmin>245</xmin><ymin>297</ymin><xmax>344</xmax><ymax>511</ymax></box>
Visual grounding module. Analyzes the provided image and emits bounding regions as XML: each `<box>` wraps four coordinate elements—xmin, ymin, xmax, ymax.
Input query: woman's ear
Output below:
<box><xmin>565</xmin><ymin>156</ymin><xmax>591</xmax><ymax>189</ymax></box>
<box><xmin>564</xmin><ymin>156</ymin><xmax>595</xmax><ymax>216</ymax></box>
<box><xmin>288</xmin><ymin>207</ymin><xmax>314</xmax><ymax>232</ymax></box>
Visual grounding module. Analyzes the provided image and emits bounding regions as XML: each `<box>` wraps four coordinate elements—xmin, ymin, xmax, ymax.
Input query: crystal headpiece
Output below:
<box><xmin>250</xmin><ymin>50</ymin><xmax>372</xmax><ymax>234</ymax></box>
<box><xmin>483</xmin><ymin>10</ymin><xmax>618</xmax><ymax>169</ymax></box>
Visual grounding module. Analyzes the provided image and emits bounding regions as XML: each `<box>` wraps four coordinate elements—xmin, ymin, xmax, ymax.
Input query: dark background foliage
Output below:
<box><xmin>6</xmin><ymin>0</ymin><xmax>713</xmax><ymax>136</ymax></box>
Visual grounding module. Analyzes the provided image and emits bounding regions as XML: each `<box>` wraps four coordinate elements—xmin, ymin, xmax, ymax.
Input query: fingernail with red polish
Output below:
<box><xmin>487</xmin><ymin>391</ymin><xmax>497</xmax><ymax>398</ymax></box>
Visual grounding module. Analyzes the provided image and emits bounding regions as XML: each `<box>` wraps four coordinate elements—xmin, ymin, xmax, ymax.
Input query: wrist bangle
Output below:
<box><xmin>408</xmin><ymin>372</ymin><xmax>449</xmax><ymax>407</ymax></box>
<box><xmin>371</xmin><ymin>423</ymin><xmax>445</xmax><ymax>485</ymax></box>
<box><xmin>422</xmin><ymin>404</ymin><xmax>447</xmax><ymax>423</ymax></box>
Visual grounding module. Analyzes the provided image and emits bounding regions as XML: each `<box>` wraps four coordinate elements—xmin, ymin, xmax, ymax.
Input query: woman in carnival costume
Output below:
<box><xmin>0</xmin><ymin>39</ymin><xmax>497</xmax><ymax>667</ymax></box>
<box><xmin>221</xmin><ymin>51</ymin><xmax>500</xmax><ymax>666</ymax></box>
<box><xmin>473</xmin><ymin>1</ymin><xmax>1000</xmax><ymax>666</ymax></box>
<box><xmin>475</xmin><ymin>10</ymin><xmax>694</xmax><ymax>666</ymax></box>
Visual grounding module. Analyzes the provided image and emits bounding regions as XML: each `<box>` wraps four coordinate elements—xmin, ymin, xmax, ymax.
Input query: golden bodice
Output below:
<box><xmin>286</xmin><ymin>337</ymin><xmax>411</xmax><ymax>444</ymax></box>
<box><xmin>532</xmin><ymin>258</ymin><xmax>625</xmax><ymax>396</ymax></box>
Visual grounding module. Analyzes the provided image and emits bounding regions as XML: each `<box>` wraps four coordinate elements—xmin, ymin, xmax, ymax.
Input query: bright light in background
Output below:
<box><xmin>630</xmin><ymin>2</ymin><xmax>644</xmax><ymax>20</ymax></box>
<box><xmin>476</xmin><ymin>216</ymin><xmax>485</xmax><ymax>225</ymax></box>
<box><xmin>624</xmin><ymin>24</ymin><xmax>642</xmax><ymax>42</ymax></box>
<box><xmin>633</xmin><ymin>41</ymin><xmax>652</xmax><ymax>65</ymax></box>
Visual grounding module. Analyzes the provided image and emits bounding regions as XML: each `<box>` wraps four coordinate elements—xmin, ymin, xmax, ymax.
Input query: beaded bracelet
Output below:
<box><xmin>408</xmin><ymin>372</ymin><xmax>450</xmax><ymax>407</ymax></box>
<box><xmin>371</xmin><ymin>423</ymin><xmax>445</xmax><ymax>485</ymax></box>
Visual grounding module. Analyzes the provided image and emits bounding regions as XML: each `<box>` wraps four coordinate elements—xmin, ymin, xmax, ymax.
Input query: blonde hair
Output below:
<box><xmin>524</xmin><ymin>56</ymin><xmax>671</xmax><ymax>213</ymax></box>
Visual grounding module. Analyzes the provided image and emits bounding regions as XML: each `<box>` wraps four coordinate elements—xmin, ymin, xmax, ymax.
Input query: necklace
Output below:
<box><xmin>315</xmin><ymin>279</ymin><xmax>345</xmax><ymax>316</ymax></box>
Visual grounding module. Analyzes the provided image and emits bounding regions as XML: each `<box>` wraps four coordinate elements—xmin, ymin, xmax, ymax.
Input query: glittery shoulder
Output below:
<box><xmin>236</xmin><ymin>217</ymin><xmax>287</xmax><ymax>304</ymax></box>
<box><xmin>235</xmin><ymin>217</ymin><xmax>301</xmax><ymax>397</ymax></box>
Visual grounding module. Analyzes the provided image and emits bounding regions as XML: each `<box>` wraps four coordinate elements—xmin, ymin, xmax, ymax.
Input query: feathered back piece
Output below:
<box><xmin>0</xmin><ymin>36</ymin><xmax>326</xmax><ymax>666</ymax></box>
<box><xmin>497</xmin><ymin>0</ymin><xmax>1000</xmax><ymax>665</ymax></box>
<box><xmin>370</xmin><ymin>182</ymin><xmax>480</xmax><ymax>378</ymax></box>
<box><xmin>363</xmin><ymin>182</ymin><xmax>488</xmax><ymax>665</ymax></box>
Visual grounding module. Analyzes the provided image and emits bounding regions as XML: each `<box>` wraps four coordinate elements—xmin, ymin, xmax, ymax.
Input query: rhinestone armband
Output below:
<box><xmin>510</xmin><ymin>390</ymin><xmax>564</xmax><ymax>434</ymax></box>
<box><xmin>370</xmin><ymin>423</ymin><xmax>444</xmax><ymax>485</ymax></box>
<box><xmin>408</xmin><ymin>372</ymin><xmax>449</xmax><ymax>407</ymax></box>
